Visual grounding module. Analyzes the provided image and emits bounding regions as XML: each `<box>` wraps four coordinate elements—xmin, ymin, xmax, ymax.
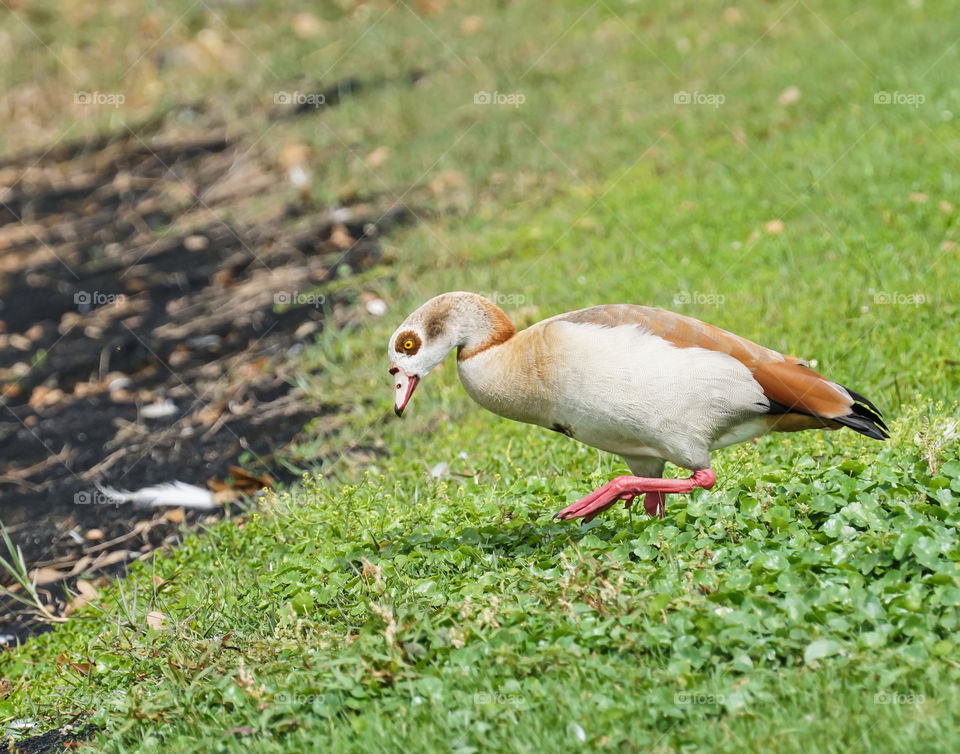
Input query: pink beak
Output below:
<box><xmin>389</xmin><ymin>365</ymin><xmax>419</xmax><ymax>417</ymax></box>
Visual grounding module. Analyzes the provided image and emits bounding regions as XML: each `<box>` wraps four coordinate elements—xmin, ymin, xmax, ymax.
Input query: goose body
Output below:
<box><xmin>388</xmin><ymin>292</ymin><xmax>887</xmax><ymax>521</ymax></box>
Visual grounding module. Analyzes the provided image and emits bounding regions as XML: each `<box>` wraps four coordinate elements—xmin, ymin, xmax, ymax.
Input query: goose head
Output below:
<box><xmin>387</xmin><ymin>292</ymin><xmax>515</xmax><ymax>416</ymax></box>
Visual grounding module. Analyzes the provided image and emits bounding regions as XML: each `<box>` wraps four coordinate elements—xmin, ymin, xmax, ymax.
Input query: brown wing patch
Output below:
<box><xmin>633</xmin><ymin>306</ymin><xmax>772</xmax><ymax>367</ymax></box>
<box><xmin>558</xmin><ymin>305</ymin><xmax>853</xmax><ymax>419</ymax></box>
<box><xmin>752</xmin><ymin>360</ymin><xmax>851</xmax><ymax>419</ymax></box>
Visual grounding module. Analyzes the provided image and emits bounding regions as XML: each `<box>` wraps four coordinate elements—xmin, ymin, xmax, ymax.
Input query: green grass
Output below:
<box><xmin>3</xmin><ymin>0</ymin><xmax>960</xmax><ymax>751</ymax></box>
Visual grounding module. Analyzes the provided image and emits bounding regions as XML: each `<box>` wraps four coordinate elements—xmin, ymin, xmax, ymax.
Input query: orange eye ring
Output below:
<box><xmin>403</xmin><ymin>340</ymin><xmax>414</xmax><ymax>350</ymax></box>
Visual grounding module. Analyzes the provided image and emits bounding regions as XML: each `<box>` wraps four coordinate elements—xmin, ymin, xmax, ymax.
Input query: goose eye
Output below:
<box><xmin>395</xmin><ymin>331</ymin><xmax>421</xmax><ymax>355</ymax></box>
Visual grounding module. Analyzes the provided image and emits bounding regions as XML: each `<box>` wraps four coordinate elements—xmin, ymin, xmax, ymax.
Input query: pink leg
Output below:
<box><xmin>623</xmin><ymin>491</ymin><xmax>666</xmax><ymax>518</ymax></box>
<box><xmin>555</xmin><ymin>469</ymin><xmax>715</xmax><ymax>523</ymax></box>
<box><xmin>643</xmin><ymin>490</ymin><xmax>667</xmax><ymax>519</ymax></box>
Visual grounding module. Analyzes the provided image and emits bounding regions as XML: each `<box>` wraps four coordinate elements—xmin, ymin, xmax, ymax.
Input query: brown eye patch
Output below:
<box><xmin>394</xmin><ymin>330</ymin><xmax>422</xmax><ymax>355</ymax></box>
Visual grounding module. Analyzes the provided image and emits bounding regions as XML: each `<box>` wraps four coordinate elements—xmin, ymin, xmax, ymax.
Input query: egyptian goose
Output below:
<box><xmin>388</xmin><ymin>292</ymin><xmax>888</xmax><ymax>522</ymax></box>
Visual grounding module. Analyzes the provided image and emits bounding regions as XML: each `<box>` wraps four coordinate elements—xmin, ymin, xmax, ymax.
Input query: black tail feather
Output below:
<box><xmin>834</xmin><ymin>385</ymin><xmax>890</xmax><ymax>440</ymax></box>
<box><xmin>845</xmin><ymin>388</ymin><xmax>888</xmax><ymax>429</ymax></box>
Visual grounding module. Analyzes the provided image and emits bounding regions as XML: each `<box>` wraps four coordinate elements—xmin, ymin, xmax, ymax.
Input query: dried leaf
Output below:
<box><xmin>29</xmin><ymin>567</ymin><xmax>67</xmax><ymax>586</ymax></box>
<box><xmin>428</xmin><ymin>170</ymin><xmax>467</xmax><ymax>197</ymax></box>
<box><xmin>75</xmin><ymin>579</ymin><xmax>99</xmax><ymax>601</ymax></box>
<box><xmin>56</xmin><ymin>652</ymin><xmax>92</xmax><ymax>675</ymax></box>
<box><xmin>329</xmin><ymin>224</ymin><xmax>354</xmax><ymax>250</ymax></box>
<box><xmin>89</xmin><ymin>549</ymin><xmax>131</xmax><ymax>569</ymax></box>
<box><xmin>29</xmin><ymin>385</ymin><xmax>65</xmax><ymax>409</ymax></box>
<box><xmin>279</xmin><ymin>143</ymin><xmax>311</xmax><ymax>169</ymax></box>
<box><xmin>460</xmin><ymin>15</ymin><xmax>483</xmax><ymax>35</ymax></box>
<box><xmin>146</xmin><ymin>610</ymin><xmax>168</xmax><ymax>630</ymax></box>
<box><xmin>722</xmin><ymin>7</ymin><xmax>742</xmax><ymax>24</ymax></box>
<box><xmin>228</xmin><ymin>466</ymin><xmax>275</xmax><ymax>492</ymax></box>
<box><xmin>777</xmin><ymin>86</ymin><xmax>801</xmax><ymax>106</ymax></box>
<box><xmin>292</xmin><ymin>13</ymin><xmax>324</xmax><ymax>38</ymax></box>
<box><xmin>66</xmin><ymin>555</ymin><xmax>93</xmax><ymax>578</ymax></box>
<box><xmin>213</xmin><ymin>488</ymin><xmax>239</xmax><ymax>505</ymax></box>
<box><xmin>133</xmin><ymin>520</ymin><xmax>154</xmax><ymax>535</ymax></box>
<box><xmin>364</xmin><ymin>146</ymin><xmax>390</xmax><ymax>168</ymax></box>
<box><xmin>184</xmin><ymin>234</ymin><xmax>209</xmax><ymax>251</ymax></box>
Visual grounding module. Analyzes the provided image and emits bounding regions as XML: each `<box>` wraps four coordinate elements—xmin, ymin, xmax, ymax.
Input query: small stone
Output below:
<box><xmin>365</xmin><ymin>298</ymin><xmax>388</xmax><ymax>317</ymax></box>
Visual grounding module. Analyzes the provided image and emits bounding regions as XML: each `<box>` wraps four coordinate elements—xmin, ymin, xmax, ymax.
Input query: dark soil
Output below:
<box><xmin>0</xmin><ymin>104</ymin><xmax>414</xmax><ymax>650</ymax></box>
<box><xmin>3</xmin><ymin>723</ymin><xmax>97</xmax><ymax>754</ymax></box>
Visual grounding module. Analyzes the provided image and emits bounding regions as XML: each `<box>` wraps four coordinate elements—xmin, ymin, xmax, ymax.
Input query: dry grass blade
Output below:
<box><xmin>0</xmin><ymin>522</ymin><xmax>68</xmax><ymax>624</ymax></box>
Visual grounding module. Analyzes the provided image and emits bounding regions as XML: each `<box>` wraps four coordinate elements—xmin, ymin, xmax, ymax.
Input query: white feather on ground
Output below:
<box><xmin>95</xmin><ymin>482</ymin><xmax>218</xmax><ymax>510</ymax></box>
